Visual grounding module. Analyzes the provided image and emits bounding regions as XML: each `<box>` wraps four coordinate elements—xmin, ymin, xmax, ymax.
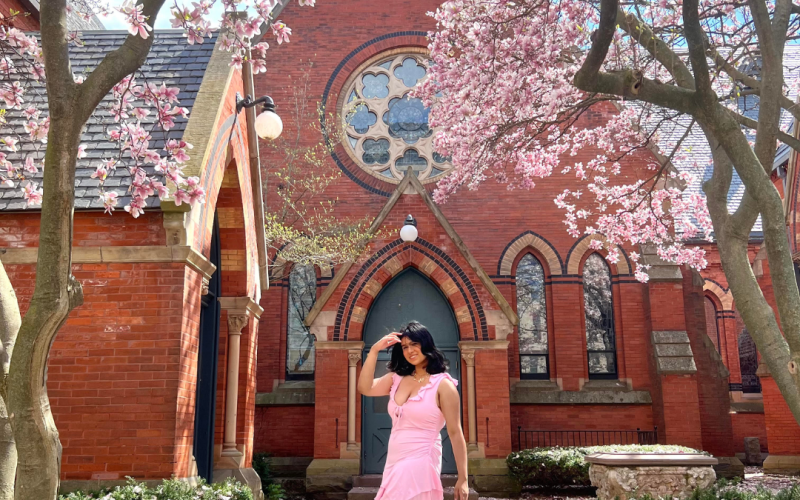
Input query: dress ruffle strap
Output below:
<box><xmin>407</xmin><ymin>372</ymin><xmax>458</xmax><ymax>403</ymax></box>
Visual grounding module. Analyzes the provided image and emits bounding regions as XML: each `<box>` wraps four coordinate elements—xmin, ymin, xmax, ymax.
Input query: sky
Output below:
<box><xmin>98</xmin><ymin>1</ymin><xmax>227</xmax><ymax>30</ymax></box>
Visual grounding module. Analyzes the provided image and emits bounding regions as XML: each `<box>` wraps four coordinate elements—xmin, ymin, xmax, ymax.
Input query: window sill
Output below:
<box><xmin>511</xmin><ymin>380</ymin><xmax>651</xmax><ymax>405</ymax></box>
<box><xmin>256</xmin><ymin>381</ymin><xmax>315</xmax><ymax>406</ymax></box>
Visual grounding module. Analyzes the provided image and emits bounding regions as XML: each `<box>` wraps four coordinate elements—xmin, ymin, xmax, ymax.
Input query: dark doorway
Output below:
<box><xmin>361</xmin><ymin>268</ymin><xmax>460</xmax><ymax>475</ymax></box>
<box><xmin>194</xmin><ymin>212</ymin><xmax>222</xmax><ymax>482</ymax></box>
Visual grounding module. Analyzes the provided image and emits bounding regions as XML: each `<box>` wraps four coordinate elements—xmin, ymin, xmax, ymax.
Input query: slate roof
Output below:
<box><xmin>0</xmin><ymin>30</ymin><xmax>218</xmax><ymax>211</ymax></box>
<box><xmin>652</xmin><ymin>45</ymin><xmax>800</xmax><ymax>238</ymax></box>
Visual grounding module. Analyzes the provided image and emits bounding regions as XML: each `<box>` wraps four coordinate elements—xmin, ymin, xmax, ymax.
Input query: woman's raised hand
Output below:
<box><xmin>371</xmin><ymin>332</ymin><xmax>401</xmax><ymax>352</ymax></box>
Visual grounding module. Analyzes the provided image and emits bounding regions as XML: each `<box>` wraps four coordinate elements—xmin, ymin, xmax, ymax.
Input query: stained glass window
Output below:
<box><xmin>516</xmin><ymin>254</ymin><xmax>549</xmax><ymax>378</ymax></box>
<box><xmin>287</xmin><ymin>264</ymin><xmax>316</xmax><ymax>379</ymax></box>
<box><xmin>739</xmin><ymin>329</ymin><xmax>761</xmax><ymax>393</ymax></box>
<box><xmin>583</xmin><ymin>254</ymin><xmax>617</xmax><ymax>378</ymax></box>
<box><xmin>341</xmin><ymin>52</ymin><xmax>452</xmax><ymax>183</ymax></box>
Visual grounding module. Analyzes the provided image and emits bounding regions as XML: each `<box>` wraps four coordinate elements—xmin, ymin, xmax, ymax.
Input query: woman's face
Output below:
<box><xmin>401</xmin><ymin>336</ymin><xmax>426</xmax><ymax>367</ymax></box>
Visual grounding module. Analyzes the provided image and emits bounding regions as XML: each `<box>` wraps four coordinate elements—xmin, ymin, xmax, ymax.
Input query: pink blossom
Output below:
<box><xmin>22</xmin><ymin>182</ymin><xmax>42</xmax><ymax>206</ymax></box>
<box><xmin>120</xmin><ymin>1</ymin><xmax>153</xmax><ymax>39</ymax></box>
<box><xmin>24</xmin><ymin>157</ymin><xmax>38</xmax><ymax>173</ymax></box>
<box><xmin>271</xmin><ymin>22</ymin><xmax>292</xmax><ymax>44</ymax></box>
<box><xmin>100</xmin><ymin>192</ymin><xmax>119</xmax><ymax>214</ymax></box>
<box><xmin>2</xmin><ymin>137</ymin><xmax>17</xmax><ymax>152</ymax></box>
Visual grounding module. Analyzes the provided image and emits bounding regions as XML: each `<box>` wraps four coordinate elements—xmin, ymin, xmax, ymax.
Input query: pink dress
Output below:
<box><xmin>375</xmin><ymin>372</ymin><xmax>459</xmax><ymax>500</ymax></box>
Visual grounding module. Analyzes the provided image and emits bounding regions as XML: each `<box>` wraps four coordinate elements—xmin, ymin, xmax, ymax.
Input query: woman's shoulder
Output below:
<box><xmin>433</xmin><ymin>372</ymin><xmax>458</xmax><ymax>389</ymax></box>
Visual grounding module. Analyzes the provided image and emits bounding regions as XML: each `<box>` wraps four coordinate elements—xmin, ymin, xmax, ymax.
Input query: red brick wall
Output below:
<box><xmin>475</xmin><ymin>349</ymin><xmax>512</xmax><ymax>457</ymax></box>
<box><xmin>254</xmin><ymin>407</ymin><xmax>315</xmax><ymax>457</ymax></box>
<box><xmin>313</xmin><ymin>349</ymin><xmax>348</xmax><ymax>458</ymax></box>
<box><xmin>761</xmin><ymin>376</ymin><xmax>800</xmax><ymax>455</ymax></box>
<box><xmin>511</xmin><ymin>405</ymin><xmax>654</xmax><ymax>449</ymax></box>
<box><xmin>682</xmin><ymin>268</ymin><xmax>735</xmax><ymax>457</ymax></box>
<box><xmin>8</xmin><ymin>259</ymin><xmax>196</xmax><ymax>480</ymax></box>
<box><xmin>731</xmin><ymin>412</ymin><xmax>768</xmax><ymax>453</ymax></box>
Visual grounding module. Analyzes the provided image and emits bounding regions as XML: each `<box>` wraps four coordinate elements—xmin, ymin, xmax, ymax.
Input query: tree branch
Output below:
<box><xmin>733</xmin><ymin>111</ymin><xmax>800</xmax><ymax>153</ymax></box>
<box><xmin>575</xmin><ymin>0</ymin><xmax>618</xmax><ymax>88</ymax></box>
<box><xmin>39</xmin><ymin>0</ymin><xmax>76</xmax><ymax>116</ymax></box>
<box><xmin>616</xmin><ymin>9</ymin><xmax>695</xmax><ymax>89</ymax></box>
<box><xmin>76</xmin><ymin>0</ymin><xmax>167</xmax><ymax>122</ymax></box>
<box><xmin>682</xmin><ymin>0</ymin><xmax>715</xmax><ymax>104</ymax></box>
<box><xmin>710</xmin><ymin>48</ymin><xmax>800</xmax><ymax>122</ymax></box>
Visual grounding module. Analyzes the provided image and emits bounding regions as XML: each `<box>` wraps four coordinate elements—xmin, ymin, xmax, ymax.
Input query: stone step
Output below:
<box><xmin>347</xmin><ymin>485</ymin><xmax>478</xmax><ymax>500</ymax></box>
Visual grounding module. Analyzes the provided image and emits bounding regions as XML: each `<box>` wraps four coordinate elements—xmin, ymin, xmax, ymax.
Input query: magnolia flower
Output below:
<box><xmin>22</xmin><ymin>182</ymin><xmax>42</xmax><ymax>206</ymax></box>
<box><xmin>271</xmin><ymin>21</ymin><xmax>291</xmax><ymax>44</ymax></box>
<box><xmin>120</xmin><ymin>1</ymin><xmax>153</xmax><ymax>39</ymax></box>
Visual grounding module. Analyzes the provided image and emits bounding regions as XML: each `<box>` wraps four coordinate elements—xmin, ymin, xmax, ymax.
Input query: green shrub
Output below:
<box><xmin>507</xmin><ymin>444</ymin><xmax>703</xmax><ymax>487</ymax></box>
<box><xmin>629</xmin><ymin>479</ymin><xmax>800</xmax><ymax>499</ymax></box>
<box><xmin>58</xmin><ymin>476</ymin><xmax>253</xmax><ymax>500</ymax></box>
<box><xmin>252</xmin><ymin>453</ymin><xmax>286</xmax><ymax>500</ymax></box>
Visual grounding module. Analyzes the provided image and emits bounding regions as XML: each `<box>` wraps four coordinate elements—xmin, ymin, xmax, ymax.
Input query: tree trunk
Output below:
<box><xmin>0</xmin><ymin>256</ymin><xmax>20</xmax><ymax>500</ymax></box>
<box><xmin>6</xmin><ymin>110</ymin><xmax>83</xmax><ymax>499</ymax></box>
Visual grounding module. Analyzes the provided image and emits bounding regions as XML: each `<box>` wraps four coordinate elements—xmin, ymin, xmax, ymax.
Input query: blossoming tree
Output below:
<box><xmin>417</xmin><ymin>0</ymin><xmax>800</xmax><ymax>425</ymax></box>
<box><xmin>0</xmin><ymin>1</ymin><xmax>312</xmax><ymax>498</ymax></box>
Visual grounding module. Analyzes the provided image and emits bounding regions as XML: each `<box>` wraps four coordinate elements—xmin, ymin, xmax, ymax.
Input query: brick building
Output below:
<box><xmin>250</xmin><ymin>0</ymin><xmax>800</xmax><ymax>496</ymax></box>
<box><xmin>0</xmin><ymin>0</ymin><xmax>799</xmax><ymax>498</ymax></box>
<box><xmin>0</xmin><ymin>8</ymin><xmax>270</xmax><ymax>496</ymax></box>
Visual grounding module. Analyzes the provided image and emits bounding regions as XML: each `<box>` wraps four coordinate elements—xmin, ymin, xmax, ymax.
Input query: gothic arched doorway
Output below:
<box><xmin>361</xmin><ymin>268</ymin><xmax>461</xmax><ymax>474</ymax></box>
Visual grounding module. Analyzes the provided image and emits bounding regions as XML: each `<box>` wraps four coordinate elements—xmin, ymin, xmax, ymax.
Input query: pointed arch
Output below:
<box><xmin>498</xmin><ymin>231</ymin><xmax>563</xmax><ymax>276</ymax></box>
<box><xmin>334</xmin><ymin>238</ymin><xmax>488</xmax><ymax>342</ymax></box>
<box><xmin>566</xmin><ymin>234</ymin><xmax>631</xmax><ymax>275</ymax></box>
<box><xmin>703</xmin><ymin>279</ymin><xmax>734</xmax><ymax>310</ymax></box>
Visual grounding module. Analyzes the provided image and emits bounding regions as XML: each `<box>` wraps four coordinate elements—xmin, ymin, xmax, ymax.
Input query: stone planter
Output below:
<box><xmin>586</xmin><ymin>453</ymin><xmax>718</xmax><ymax>500</ymax></box>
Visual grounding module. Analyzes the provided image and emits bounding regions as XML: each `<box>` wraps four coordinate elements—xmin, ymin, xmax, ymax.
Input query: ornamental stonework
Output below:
<box><xmin>339</xmin><ymin>51</ymin><xmax>452</xmax><ymax>183</ymax></box>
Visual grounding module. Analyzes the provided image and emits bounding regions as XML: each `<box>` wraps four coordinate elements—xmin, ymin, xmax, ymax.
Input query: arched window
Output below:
<box><xmin>739</xmin><ymin>329</ymin><xmax>761</xmax><ymax>393</ymax></box>
<box><xmin>516</xmin><ymin>254</ymin><xmax>549</xmax><ymax>379</ymax></box>
<box><xmin>704</xmin><ymin>297</ymin><xmax>721</xmax><ymax>353</ymax></box>
<box><xmin>286</xmin><ymin>264</ymin><xmax>317</xmax><ymax>380</ymax></box>
<box><xmin>583</xmin><ymin>254</ymin><xmax>617</xmax><ymax>379</ymax></box>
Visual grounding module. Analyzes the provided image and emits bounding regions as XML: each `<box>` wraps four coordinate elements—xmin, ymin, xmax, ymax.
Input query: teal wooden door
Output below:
<box><xmin>362</xmin><ymin>268</ymin><xmax>461</xmax><ymax>474</ymax></box>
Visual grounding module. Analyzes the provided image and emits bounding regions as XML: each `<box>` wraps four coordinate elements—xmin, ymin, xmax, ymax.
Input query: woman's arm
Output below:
<box><xmin>357</xmin><ymin>333</ymin><xmax>400</xmax><ymax>397</ymax></box>
<box><xmin>439</xmin><ymin>379</ymin><xmax>469</xmax><ymax>500</ymax></box>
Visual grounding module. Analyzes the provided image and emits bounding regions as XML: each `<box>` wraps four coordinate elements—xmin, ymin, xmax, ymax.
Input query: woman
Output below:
<box><xmin>357</xmin><ymin>321</ymin><xmax>469</xmax><ymax>500</ymax></box>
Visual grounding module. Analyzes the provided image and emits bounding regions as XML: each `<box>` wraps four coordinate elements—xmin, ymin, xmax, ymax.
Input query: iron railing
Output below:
<box><xmin>515</xmin><ymin>426</ymin><xmax>658</xmax><ymax>451</ymax></box>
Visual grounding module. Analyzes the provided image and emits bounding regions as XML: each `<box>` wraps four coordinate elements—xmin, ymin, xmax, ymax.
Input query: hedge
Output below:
<box><xmin>58</xmin><ymin>477</ymin><xmax>253</xmax><ymax>500</ymax></box>
<box><xmin>506</xmin><ymin>444</ymin><xmax>704</xmax><ymax>487</ymax></box>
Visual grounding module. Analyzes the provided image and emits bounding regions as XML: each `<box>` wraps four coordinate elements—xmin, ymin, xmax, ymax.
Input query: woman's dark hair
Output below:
<box><xmin>387</xmin><ymin>321</ymin><xmax>448</xmax><ymax>376</ymax></box>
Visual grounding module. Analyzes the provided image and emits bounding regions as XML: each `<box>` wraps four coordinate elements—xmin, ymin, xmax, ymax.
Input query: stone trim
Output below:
<box><xmin>315</xmin><ymin>341</ymin><xmax>365</xmax><ymax>350</ymax></box>
<box><xmin>510</xmin><ymin>387</ymin><xmax>652</xmax><ymax>404</ymax></box>
<box><xmin>565</xmin><ymin>234</ymin><xmax>632</xmax><ymax>275</ymax></box>
<box><xmin>703</xmin><ymin>279</ymin><xmax>734</xmax><ymax>310</ymax></box>
<box><xmin>1</xmin><ymin>245</ymin><xmax>216</xmax><ymax>279</ymax></box>
<box><xmin>459</xmin><ymin>340</ymin><xmax>510</xmax><ymax>351</ymax></box>
<box><xmin>497</xmin><ymin>231</ymin><xmax>563</xmax><ymax>276</ymax></box>
<box><xmin>304</xmin><ymin>168</ymin><xmax>518</xmax><ymax>328</ymax></box>
<box><xmin>652</xmin><ymin>330</ymin><xmax>697</xmax><ymax>374</ymax></box>
<box><xmin>586</xmin><ymin>453</ymin><xmax>718</xmax><ymax>466</ymax></box>
<box><xmin>218</xmin><ymin>296</ymin><xmax>264</xmax><ymax>319</ymax></box>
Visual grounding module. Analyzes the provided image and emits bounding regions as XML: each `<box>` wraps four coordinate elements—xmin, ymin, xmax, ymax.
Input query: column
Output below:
<box><xmin>221</xmin><ymin>312</ymin><xmax>250</xmax><ymax>466</ymax></box>
<box><xmin>461</xmin><ymin>350</ymin><xmax>478</xmax><ymax>453</ymax></box>
<box><xmin>347</xmin><ymin>349</ymin><xmax>361</xmax><ymax>452</ymax></box>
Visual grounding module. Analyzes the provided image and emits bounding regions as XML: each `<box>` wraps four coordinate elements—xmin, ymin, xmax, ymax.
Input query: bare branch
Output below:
<box><xmin>76</xmin><ymin>0</ymin><xmax>167</xmax><ymax>122</ymax></box>
<box><xmin>683</xmin><ymin>0</ymin><xmax>715</xmax><ymax>103</ymax></box>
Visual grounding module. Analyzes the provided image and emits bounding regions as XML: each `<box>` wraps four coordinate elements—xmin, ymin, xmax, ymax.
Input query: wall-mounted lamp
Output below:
<box><xmin>236</xmin><ymin>93</ymin><xmax>283</xmax><ymax>140</ymax></box>
<box><xmin>400</xmin><ymin>214</ymin><xmax>418</xmax><ymax>242</ymax></box>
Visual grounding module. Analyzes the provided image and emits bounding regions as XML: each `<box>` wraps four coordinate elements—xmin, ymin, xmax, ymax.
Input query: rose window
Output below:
<box><xmin>340</xmin><ymin>53</ymin><xmax>451</xmax><ymax>183</ymax></box>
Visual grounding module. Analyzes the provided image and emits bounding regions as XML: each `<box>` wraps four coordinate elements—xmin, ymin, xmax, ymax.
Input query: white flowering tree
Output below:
<box><xmin>417</xmin><ymin>0</ymin><xmax>800</xmax><ymax>425</ymax></box>
<box><xmin>0</xmin><ymin>1</ymin><xmax>313</xmax><ymax>498</ymax></box>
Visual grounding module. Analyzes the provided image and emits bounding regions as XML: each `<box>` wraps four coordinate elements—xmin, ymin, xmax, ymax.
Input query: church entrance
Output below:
<box><xmin>361</xmin><ymin>268</ymin><xmax>461</xmax><ymax>474</ymax></box>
